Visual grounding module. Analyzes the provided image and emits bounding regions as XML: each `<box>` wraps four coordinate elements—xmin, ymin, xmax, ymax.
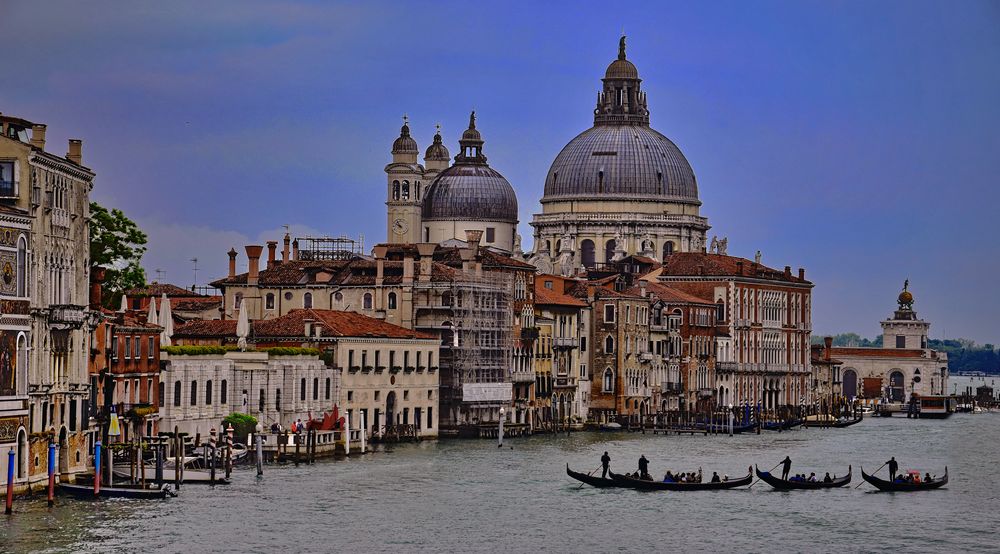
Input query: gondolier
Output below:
<box><xmin>638</xmin><ymin>455</ymin><xmax>650</xmax><ymax>480</ymax></box>
<box><xmin>887</xmin><ymin>457</ymin><xmax>898</xmax><ymax>481</ymax></box>
<box><xmin>780</xmin><ymin>456</ymin><xmax>792</xmax><ymax>480</ymax></box>
<box><xmin>601</xmin><ymin>452</ymin><xmax>611</xmax><ymax>478</ymax></box>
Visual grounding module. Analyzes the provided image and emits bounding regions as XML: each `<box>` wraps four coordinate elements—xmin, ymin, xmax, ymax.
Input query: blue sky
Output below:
<box><xmin>2</xmin><ymin>1</ymin><xmax>998</xmax><ymax>343</ymax></box>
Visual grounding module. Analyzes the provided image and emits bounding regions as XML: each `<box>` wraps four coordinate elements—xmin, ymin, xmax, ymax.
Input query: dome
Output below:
<box><xmin>898</xmin><ymin>290</ymin><xmax>913</xmax><ymax>305</ymax></box>
<box><xmin>424</xmin><ymin>130</ymin><xmax>450</xmax><ymax>161</ymax></box>
<box><xmin>541</xmin><ymin>125</ymin><xmax>699</xmax><ymax>203</ymax></box>
<box><xmin>605</xmin><ymin>58</ymin><xmax>639</xmax><ymax>80</ymax></box>
<box><xmin>392</xmin><ymin>123</ymin><xmax>418</xmax><ymax>154</ymax></box>
<box><xmin>422</xmin><ymin>165</ymin><xmax>518</xmax><ymax>223</ymax></box>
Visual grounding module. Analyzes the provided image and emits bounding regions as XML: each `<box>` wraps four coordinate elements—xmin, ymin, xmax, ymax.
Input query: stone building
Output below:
<box><xmin>533</xmin><ymin>274</ymin><xmax>590</xmax><ymax>428</ymax></box>
<box><xmin>0</xmin><ymin>114</ymin><xmax>92</xmax><ymax>490</ymax></box>
<box><xmin>827</xmin><ymin>283</ymin><xmax>948</xmax><ymax>402</ymax></box>
<box><xmin>530</xmin><ymin>37</ymin><xmax>711</xmax><ymax>274</ymax></box>
<box><xmin>385</xmin><ymin>113</ymin><xmax>519</xmax><ymax>253</ymax></box>
<box><xmin>124</xmin><ymin>282</ymin><xmax>222</xmax><ymax>323</ymax></box>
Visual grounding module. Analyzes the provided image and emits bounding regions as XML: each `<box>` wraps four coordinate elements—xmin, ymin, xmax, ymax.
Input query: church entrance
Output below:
<box><xmin>843</xmin><ymin>369</ymin><xmax>858</xmax><ymax>399</ymax></box>
<box><xmin>888</xmin><ymin>371</ymin><xmax>905</xmax><ymax>402</ymax></box>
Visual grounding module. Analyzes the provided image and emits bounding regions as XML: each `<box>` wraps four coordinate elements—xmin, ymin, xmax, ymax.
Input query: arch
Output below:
<box><xmin>604</xmin><ymin>239</ymin><xmax>616</xmax><ymax>264</ymax></box>
<box><xmin>888</xmin><ymin>370</ymin><xmax>905</xmax><ymax>402</ymax></box>
<box><xmin>58</xmin><ymin>426</ymin><xmax>68</xmax><ymax>473</ymax></box>
<box><xmin>173</xmin><ymin>381</ymin><xmax>181</xmax><ymax>407</ymax></box>
<box><xmin>662</xmin><ymin>241</ymin><xmax>674</xmax><ymax>260</ymax></box>
<box><xmin>580</xmin><ymin>239</ymin><xmax>596</xmax><ymax>268</ymax></box>
<box><xmin>604</xmin><ymin>335</ymin><xmax>615</xmax><ymax>354</ymax></box>
<box><xmin>387</xmin><ymin>292</ymin><xmax>397</xmax><ymax>310</ymax></box>
<box><xmin>16</xmin><ymin>235</ymin><xmax>27</xmax><ymax>297</ymax></box>
<box><xmin>842</xmin><ymin>368</ymin><xmax>858</xmax><ymax>399</ymax></box>
<box><xmin>265</xmin><ymin>293</ymin><xmax>275</xmax><ymax>310</ymax></box>
<box><xmin>401</xmin><ymin>180</ymin><xmax>410</xmax><ymax>200</ymax></box>
<box><xmin>440</xmin><ymin>321</ymin><xmax>455</xmax><ymax>348</ymax></box>
<box><xmin>303</xmin><ymin>292</ymin><xmax>313</xmax><ymax>309</ymax></box>
<box><xmin>16</xmin><ymin>427</ymin><xmax>27</xmax><ymax>479</ymax></box>
<box><xmin>205</xmin><ymin>380</ymin><xmax>213</xmax><ymax>405</ymax></box>
<box><xmin>386</xmin><ymin>391</ymin><xmax>397</xmax><ymax>427</ymax></box>
<box><xmin>392</xmin><ymin>180</ymin><xmax>400</xmax><ymax>200</ymax></box>
<box><xmin>602</xmin><ymin>368</ymin><xmax>614</xmax><ymax>392</ymax></box>
<box><xmin>190</xmin><ymin>381</ymin><xmax>198</xmax><ymax>406</ymax></box>
<box><xmin>362</xmin><ymin>292</ymin><xmax>373</xmax><ymax>310</ymax></box>
<box><xmin>220</xmin><ymin>379</ymin><xmax>228</xmax><ymax>404</ymax></box>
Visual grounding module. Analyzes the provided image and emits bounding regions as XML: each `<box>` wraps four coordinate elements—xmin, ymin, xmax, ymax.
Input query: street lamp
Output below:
<box><xmin>498</xmin><ymin>406</ymin><xmax>505</xmax><ymax>448</ymax></box>
<box><xmin>728</xmin><ymin>403</ymin><xmax>733</xmax><ymax>436</ymax></box>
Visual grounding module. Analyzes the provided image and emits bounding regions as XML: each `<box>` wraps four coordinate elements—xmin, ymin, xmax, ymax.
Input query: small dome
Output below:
<box><xmin>462</xmin><ymin>111</ymin><xmax>482</xmax><ymax>142</ymax></box>
<box><xmin>898</xmin><ymin>290</ymin><xmax>913</xmax><ymax>305</ymax></box>
<box><xmin>605</xmin><ymin>58</ymin><xmax>639</xmax><ymax>80</ymax></box>
<box><xmin>392</xmin><ymin>123</ymin><xmax>418</xmax><ymax>154</ymax></box>
<box><xmin>424</xmin><ymin>130</ymin><xmax>450</xmax><ymax>161</ymax></box>
<box><xmin>422</xmin><ymin>165</ymin><xmax>518</xmax><ymax>223</ymax></box>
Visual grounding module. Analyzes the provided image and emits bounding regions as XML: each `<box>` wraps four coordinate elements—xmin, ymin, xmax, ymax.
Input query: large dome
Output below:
<box><xmin>542</xmin><ymin>125</ymin><xmax>699</xmax><ymax>203</ymax></box>
<box><xmin>422</xmin><ymin>165</ymin><xmax>518</xmax><ymax>222</ymax></box>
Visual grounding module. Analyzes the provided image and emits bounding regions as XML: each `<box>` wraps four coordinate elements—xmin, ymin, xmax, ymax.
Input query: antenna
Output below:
<box><xmin>154</xmin><ymin>268</ymin><xmax>165</xmax><ymax>282</ymax></box>
<box><xmin>191</xmin><ymin>257</ymin><xmax>199</xmax><ymax>288</ymax></box>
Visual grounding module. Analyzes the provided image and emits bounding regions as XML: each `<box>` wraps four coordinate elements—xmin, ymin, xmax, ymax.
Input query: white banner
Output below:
<box><xmin>462</xmin><ymin>383</ymin><xmax>513</xmax><ymax>402</ymax></box>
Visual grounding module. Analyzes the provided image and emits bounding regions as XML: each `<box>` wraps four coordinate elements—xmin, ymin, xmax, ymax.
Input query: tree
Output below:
<box><xmin>89</xmin><ymin>201</ymin><xmax>148</xmax><ymax>308</ymax></box>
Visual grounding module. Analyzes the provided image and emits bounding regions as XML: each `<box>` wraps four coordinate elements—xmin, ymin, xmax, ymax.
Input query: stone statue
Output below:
<box><xmin>718</xmin><ymin>237</ymin><xmax>728</xmax><ymax>255</ymax></box>
<box><xmin>755</xmin><ymin>250</ymin><xmax>762</xmax><ymax>264</ymax></box>
<box><xmin>903</xmin><ymin>279</ymin><xmax>909</xmax><ymax>292</ymax></box>
<box><xmin>709</xmin><ymin>236</ymin><xmax>718</xmax><ymax>254</ymax></box>
<box><xmin>513</xmin><ymin>233</ymin><xmax>522</xmax><ymax>255</ymax></box>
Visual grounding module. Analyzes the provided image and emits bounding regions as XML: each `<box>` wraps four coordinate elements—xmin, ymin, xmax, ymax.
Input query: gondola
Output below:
<box><xmin>754</xmin><ymin>465</ymin><xmax>851</xmax><ymax>489</ymax></box>
<box><xmin>58</xmin><ymin>482</ymin><xmax>172</xmax><ymax>500</ymax></box>
<box><xmin>803</xmin><ymin>415</ymin><xmax>863</xmax><ymax>428</ymax></box>
<box><xmin>696</xmin><ymin>422</ymin><xmax>757</xmax><ymax>434</ymax></box>
<box><xmin>762</xmin><ymin>418</ymin><xmax>803</xmax><ymax>431</ymax></box>
<box><xmin>566</xmin><ymin>464</ymin><xmax>618</xmax><ymax>488</ymax></box>
<box><xmin>860</xmin><ymin>467</ymin><xmax>948</xmax><ymax>492</ymax></box>
<box><xmin>609</xmin><ymin>467</ymin><xmax>753</xmax><ymax>491</ymax></box>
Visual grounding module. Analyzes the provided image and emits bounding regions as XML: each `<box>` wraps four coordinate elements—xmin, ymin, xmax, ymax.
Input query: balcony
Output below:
<box><xmin>661</xmin><ymin>381</ymin><xmax>683</xmax><ymax>393</ymax></box>
<box><xmin>553</xmin><ymin>337</ymin><xmax>577</xmax><ymax>349</ymax></box>
<box><xmin>49</xmin><ymin>304</ymin><xmax>86</xmax><ymax>326</ymax></box>
<box><xmin>0</xmin><ymin>179</ymin><xmax>16</xmax><ymax>199</ymax></box>
<box><xmin>510</xmin><ymin>369</ymin><xmax>535</xmax><ymax>383</ymax></box>
<box><xmin>554</xmin><ymin>376</ymin><xmax>577</xmax><ymax>388</ymax></box>
<box><xmin>639</xmin><ymin>352</ymin><xmax>654</xmax><ymax>362</ymax></box>
<box><xmin>698</xmin><ymin>388</ymin><xmax>715</xmax><ymax>398</ymax></box>
<box><xmin>716</xmin><ymin>361</ymin><xmax>738</xmax><ymax>372</ymax></box>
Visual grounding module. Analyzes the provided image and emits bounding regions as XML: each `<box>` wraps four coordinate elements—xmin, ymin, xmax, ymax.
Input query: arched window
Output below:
<box><xmin>441</xmin><ymin>291</ymin><xmax>452</xmax><ymax>307</ymax></box>
<box><xmin>388</xmin><ymin>292</ymin><xmax>397</xmax><ymax>310</ymax></box>
<box><xmin>662</xmin><ymin>241</ymin><xmax>674</xmax><ymax>260</ymax></box>
<box><xmin>190</xmin><ymin>381</ymin><xmax>198</xmax><ymax>406</ymax></box>
<box><xmin>545</xmin><ymin>240</ymin><xmax>552</xmax><ymax>255</ymax></box>
<box><xmin>16</xmin><ymin>236</ymin><xmax>26</xmax><ymax>297</ymax></box>
<box><xmin>300</xmin><ymin>378</ymin><xmax>306</xmax><ymax>401</ymax></box>
<box><xmin>580</xmin><ymin>239</ymin><xmax>596</xmax><ymax>268</ymax></box>
<box><xmin>173</xmin><ymin>381</ymin><xmax>181</xmax><ymax>406</ymax></box>
<box><xmin>275</xmin><ymin>388</ymin><xmax>282</xmax><ymax>412</ymax></box>
<box><xmin>220</xmin><ymin>380</ymin><xmax>228</xmax><ymax>404</ymax></box>
<box><xmin>265</xmin><ymin>293</ymin><xmax>275</xmax><ymax>310</ymax></box>
<box><xmin>602</xmin><ymin>368</ymin><xmax>614</xmax><ymax>392</ymax></box>
<box><xmin>392</xmin><ymin>180</ymin><xmax>400</xmax><ymax>200</ymax></box>
<box><xmin>303</xmin><ymin>292</ymin><xmax>312</xmax><ymax>309</ymax></box>
<box><xmin>605</xmin><ymin>239</ymin><xmax>616</xmax><ymax>264</ymax></box>
<box><xmin>401</xmin><ymin>181</ymin><xmax>410</xmax><ymax>200</ymax></box>
<box><xmin>313</xmin><ymin>377</ymin><xmax>319</xmax><ymax>400</ymax></box>
<box><xmin>205</xmin><ymin>380</ymin><xmax>213</xmax><ymax>405</ymax></box>
<box><xmin>604</xmin><ymin>335</ymin><xmax>615</xmax><ymax>354</ymax></box>
<box><xmin>325</xmin><ymin>377</ymin><xmax>331</xmax><ymax>400</ymax></box>
<box><xmin>331</xmin><ymin>291</ymin><xmax>343</xmax><ymax>307</ymax></box>
<box><xmin>716</xmin><ymin>300</ymin><xmax>725</xmax><ymax>322</ymax></box>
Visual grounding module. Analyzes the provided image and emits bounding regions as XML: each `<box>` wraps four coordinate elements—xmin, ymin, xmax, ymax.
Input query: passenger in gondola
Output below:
<box><xmin>780</xmin><ymin>456</ymin><xmax>792</xmax><ymax>480</ymax></box>
<box><xmin>924</xmin><ymin>472</ymin><xmax>933</xmax><ymax>483</ymax></box>
<box><xmin>808</xmin><ymin>472</ymin><xmax>817</xmax><ymax>482</ymax></box>
<box><xmin>711</xmin><ymin>471</ymin><xmax>721</xmax><ymax>483</ymax></box>
<box><xmin>823</xmin><ymin>472</ymin><xmax>832</xmax><ymax>483</ymax></box>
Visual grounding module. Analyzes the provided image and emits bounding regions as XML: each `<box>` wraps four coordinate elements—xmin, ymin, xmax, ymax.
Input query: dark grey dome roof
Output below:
<box><xmin>605</xmin><ymin>58</ymin><xmax>638</xmax><ymax>80</ymax></box>
<box><xmin>424</xmin><ymin>131</ymin><xmax>450</xmax><ymax>161</ymax></box>
<box><xmin>392</xmin><ymin>123</ymin><xmax>418</xmax><ymax>154</ymax></box>
<box><xmin>422</xmin><ymin>165</ymin><xmax>518</xmax><ymax>223</ymax></box>
<box><xmin>541</xmin><ymin>125</ymin><xmax>699</xmax><ymax>203</ymax></box>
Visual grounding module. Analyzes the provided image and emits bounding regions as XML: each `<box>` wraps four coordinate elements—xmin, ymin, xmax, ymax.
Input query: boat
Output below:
<box><xmin>608</xmin><ymin>467</ymin><xmax>753</xmax><ymax>491</ymax></box>
<box><xmin>803</xmin><ymin>415</ymin><xmax>863</xmax><ymax>428</ymax></box>
<box><xmin>696</xmin><ymin>422</ymin><xmax>756</xmax><ymax>434</ymax></box>
<box><xmin>566</xmin><ymin>464</ymin><xmax>618</xmax><ymax>488</ymax></box>
<box><xmin>762</xmin><ymin>418</ymin><xmax>803</xmax><ymax>431</ymax></box>
<box><xmin>58</xmin><ymin>482</ymin><xmax>171</xmax><ymax>500</ymax></box>
<box><xmin>113</xmin><ymin>456</ymin><xmax>231</xmax><ymax>484</ymax></box>
<box><xmin>754</xmin><ymin>465</ymin><xmax>851</xmax><ymax>489</ymax></box>
<box><xmin>598</xmin><ymin>422</ymin><xmax>622</xmax><ymax>431</ymax></box>
<box><xmin>860</xmin><ymin>467</ymin><xmax>948</xmax><ymax>492</ymax></box>
<box><xmin>917</xmin><ymin>395</ymin><xmax>956</xmax><ymax>419</ymax></box>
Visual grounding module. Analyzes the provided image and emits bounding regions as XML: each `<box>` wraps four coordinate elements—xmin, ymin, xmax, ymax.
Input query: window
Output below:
<box><xmin>275</xmin><ymin>388</ymin><xmax>282</xmax><ymax>412</ymax></box>
<box><xmin>303</xmin><ymin>292</ymin><xmax>313</xmax><ymax>309</ymax></box>
<box><xmin>173</xmin><ymin>381</ymin><xmax>181</xmax><ymax>406</ymax></box>
<box><xmin>428</xmin><ymin>390</ymin><xmax>433</xmax><ymax>399</ymax></box>
<box><xmin>363</xmin><ymin>293</ymin><xmax>373</xmax><ymax>310</ymax></box>
<box><xmin>580</xmin><ymin>337</ymin><xmax>587</xmax><ymax>352</ymax></box>
<box><xmin>134</xmin><ymin>337</ymin><xmax>141</xmax><ymax>360</ymax></box>
<box><xmin>605</xmin><ymin>239</ymin><xmax>616</xmax><ymax>264</ymax></box>
<box><xmin>0</xmin><ymin>161</ymin><xmax>14</xmax><ymax>197</ymax></box>
<box><xmin>604</xmin><ymin>335</ymin><xmax>615</xmax><ymax>354</ymax></box>
<box><xmin>148</xmin><ymin>337</ymin><xmax>155</xmax><ymax>359</ymax></box>
<box><xmin>388</xmin><ymin>292</ymin><xmax>397</xmax><ymax>310</ymax></box>
<box><xmin>580</xmin><ymin>239</ymin><xmax>596</xmax><ymax>268</ymax></box>
<box><xmin>347</xmin><ymin>390</ymin><xmax>354</xmax><ymax>402</ymax></box>
<box><xmin>259</xmin><ymin>389</ymin><xmax>265</xmax><ymax>413</ymax></box>
<box><xmin>403</xmin><ymin>390</ymin><xmax>409</xmax><ymax>400</ymax></box>
<box><xmin>325</xmin><ymin>378</ymin><xmax>331</xmax><ymax>400</ymax></box>
<box><xmin>190</xmin><ymin>381</ymin><xmax>198</xmax><ymax>405</ymax></box>
<box><xmin>485</xmin><ymin>227</ymin><xmax>495</xmax><ymax>243</ymax></box>
<box><xmin>717</xmin><ymin>301</ymin><xmax>725</xmax><ymax>322</ymax></box>
<box><xmin>896</xmin><ymin>335</ymin><xmax>906</xmax><ymax>349</ymax></box>
<box><xmin>159</xmin><ymin>382</ymin><xmax>165</xmax><ymax>407</ymax></box>
<box><xmin>662</xmin><ymin>241</ymin><xmax>674</xmax><ymax>259</ymax></box>
<box><xmin>603</xmin><ymin>368</ymin><xmax>614</xmax><ymax>392</ymax></box>
<box><xmin>300</xmin><ymin>378</ymin><xmax>306</xmax><ymax>401</ymax></box>
<box><xmin>441</xmin><ymin>292</ymin><xmax>452</xmax><ymax>307</ymax></box>
<box><xmin>313</xmin><ymin>378</ymin><xmax>319</xmax><ymax>400</ymax></box>
<box><xmin>124</xmin><ymin>336</ymin><xmax>131</xmax><ymax>359</ymax></box>
<box><xmin>221</xmin><ymin>380</ymin><xmax>228</xmax><ymax>404</ymax></box>
<box><xmin>16</xmin><ymin>236</ymin><xmax>26</xmax><ymax>297</ymax></box>
<box><xmin>234</xmin><ymin>293</ymin><xmax>243</xmax><ymax>309</ymax></box>
<box><xmin>266</xmin><ymin>293</ymin><xmax>275</xmax><ymax>309</ymax></box>
<box><xmin>427</xmin><ymin>407</ymin><xmax>433</xmax><ymax>428</ymax></box>
<box><xmin>205</xmin><ymin>380</ymin><xmax>213</xmax><ymax>405</ymax></box>
<box><xmin>111</xmin><ymin>336</ymin><xmax>119</xmax><ymax>359</ymax></box>
<box><xmin>604</xmin><ymin>304</ymin><xmax>615</xmax><ymax>323</ymax></box>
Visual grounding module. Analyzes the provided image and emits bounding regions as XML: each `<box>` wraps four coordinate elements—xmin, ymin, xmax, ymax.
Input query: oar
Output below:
<box><xmin>748</xmin><ymin>462</ymin><xmax>782</xmax><ymax>489</ymax></box>
<box><xmin>856</xmin><ymin>461</ymin><xmax>888</xmax><ymax>489</ymax></box>
<box><xmin>577</xmin><ymin>464</ymin><xmax>604</xmax><ymax>489</ymax></box>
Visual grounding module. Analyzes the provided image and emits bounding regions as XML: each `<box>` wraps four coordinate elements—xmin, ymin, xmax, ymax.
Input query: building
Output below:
<box><xmin>386</xmin><ymin>113</ymin><xmax>519</xmax><ymax>253</ymax></box>
<box><xmin>1</xmin><ymin>114</ymin><xmax>93</xmax><ymax>490</ymax></box>
<box><xmin>529</xmin><ymin>36</ymin><xmax>711</xmax><ymax>275</ymax></box>
<box><xmin>533</xmin><ymin>274</ymin><xmax>590</xmax><ymax>428</ymax></box>
<box><xmin>648</xmin><ymin>251</ymin><xmax>813</xmax><ymax>411</ymax></box>
<box><xmin>124</xmin><ymin>282</ymin><xmax>222</xmax><ymax>323</ymax></box>
<box><xmin>827</xmin><ymin>282</ymin><xmax>948</xmax><ymax>403</ymax></box>
<box><xmin>810</xmin><ymin>337</ymin><xmax>844</xmax><ymax>414</ymax></box>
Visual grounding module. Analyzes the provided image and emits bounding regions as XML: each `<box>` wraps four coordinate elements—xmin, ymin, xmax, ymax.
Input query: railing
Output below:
<box><xmin>661</xmin><ymin>381</ymin><xmax>683</xmax><ymax>393</ymax></box>
<box><xmin>640</xmin><ymin>352</ymin><xmax>654</xmax><ymax>362</ymax></box>
<box><xmin>716</xmin><ymin>362</ymin><xmax>738</xmax><ymax>372</ymax></box>
<box><xmin>50</xmin><ymin>304</ymin><xmax>86</xmax><ymax>324</ymax></box>
<box><xmin>0</xmin><ymin>180</ymin><xmax>16</xmax><ymax>198</ymax></box>
<box><xmin>509</xmin><ymin>370</ymin><xmax>535</xmax><ymax>383</ymax></box>
<box><xmin>532</xmin><ymin>212</ymin><xmax>709</xmax><ymax>226</ymax></box>
<box><xmin>51</xmin><ymin>208</ymin><xmax>70</xmax><ymax>228</ymax></box>
<box><xmin>553</xmin><ymin>337</ymin><xmax>577</xmax><ymax>349</ymax></box>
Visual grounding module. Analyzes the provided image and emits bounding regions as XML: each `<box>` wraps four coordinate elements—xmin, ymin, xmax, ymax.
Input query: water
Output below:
<box><xmin>3</xmin><ymin>415</ymin><xmax>998</xmax><ymax>553</ymax></box>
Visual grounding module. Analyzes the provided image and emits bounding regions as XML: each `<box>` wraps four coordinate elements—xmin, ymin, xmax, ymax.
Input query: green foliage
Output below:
<box><xmin>162</xmin><ymin>345</ymin><xmax>232</xmax><ymax>355</ymax></box>
<box><xmin>90</xmin><ymin>201</ymin><xmax>148</xmax><ymax>308</ymax></box>
<box><xmin>263</xmin><ymin>347</ymin><xmax>321</xmax><ymax>356</ymax></box>
<box><xmin>223</xmin><ymin>412</ymin><xmax>258</xmax><ymax>444</ymax></box>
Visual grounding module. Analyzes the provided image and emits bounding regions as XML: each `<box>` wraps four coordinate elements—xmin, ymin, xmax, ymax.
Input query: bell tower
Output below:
<box><xmin>385</xmin><ymin>116</ymin><xmax>424</xmax><ymax>244</ymax></box>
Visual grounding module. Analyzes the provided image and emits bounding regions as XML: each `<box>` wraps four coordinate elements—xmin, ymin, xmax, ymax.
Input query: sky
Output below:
<box><xmin>1</xmin><ymin>0</ymin><xmax>998</xmax><ymax>343</ymax></box>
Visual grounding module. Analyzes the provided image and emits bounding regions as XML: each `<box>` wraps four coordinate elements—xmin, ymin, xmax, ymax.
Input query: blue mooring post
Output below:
<box><xmin>93</xmin><ymin>441</ymin><xmax>102</xmax><ymax>496</ymax></box>
<box><xmin>47</xmin><ymin>442</ymin><xmax>56</xmax><ymax>507</ymax></box>
<box><xmin>5</xmin><ymin>447</ymin><xmax>15</xmax><ymax>514</ymax></box>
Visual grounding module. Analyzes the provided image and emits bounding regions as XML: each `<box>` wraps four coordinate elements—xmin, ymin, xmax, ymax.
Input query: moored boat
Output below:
<box><xmin>754</xmin><ymin>465</ymin><xmax>851</xmax><ymax>489</ymax></box>
<box><xmin>860</xmin><ymin>467</ymin><xmax>948</xmax><ymax>492</ymax></box>
<box><xmin>803</xmin><ymin>415</ymin><xmax>863</xmax><ymax>428</ymax></box>
<box><xmin>609</xmin><ymin>467</ymin><xmax>753</xmax><ymax>491</ymax></box>
<box><xmin>58</xmin><ymin>482</ymin><xmax>171</xmax><ymax>500</ymax></box>
<box><xmin>566</xmin><ymin>464</ymin><xmax>618</xmax><ymax>488</ymax></box>
<box><xmin>762</xmin><ymin>418</ymin><xmax>803</xmax><ymax>431</ymax></box>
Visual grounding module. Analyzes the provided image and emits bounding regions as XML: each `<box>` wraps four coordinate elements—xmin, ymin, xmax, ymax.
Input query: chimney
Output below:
<box><xmin>402</xmin><ymin>255</ymin><xmax>414</xmax><ymax>284</ymax></box>
<box><xmin>245</xmin><ymin>245</ymin><xmax>263</xmax><ymax>285</ymax></box>
<box><xmin>314</xmin><ymin>322</ymin><xmax>323</xmax><ymax>338</ymax></box>
<box><xmin>824</xmin><ymin>336</ymin><xmax>832</xmax><ymax>361</ymax></box>
<box><xmin>416</xmin><ymin>243</ymin><xmax>435</xmax><ymax>282</ymax></box>
<box><xmin>90</xmin><ymin>267</ymin><xmax>106</xmax><ymax>308</ymax></box>
<box><xmin>227</xmin><ymin>248</ymin><xmax>238</xmax><ymax>278</ymax></box>
<box><xmin>303</xmin><ymin>318</ymin><xmax>314</xmax><ymax>338</ymax></box>
<box><xmin>639</xmin><ymin>280</ymin><xmax>647</xmax><ymax>298</ymax></box>
<box><xmin>465</xmin><ymin>229</ymin><xmax>483</xmax><ymax>247</ymax></box>
<box><xmin>292</xmin><ymin>239</ymin><xmax>299</xmax><ymax>261</ymax></box>
<box><xmin>798</xmin><ymin>268</ymin><xmax>805</xmax><ymax>281</ymax></box>
<box><xmin>282</xmin><ymin>233</ymin><xmax>291</xmax><ymax>262</ymax></box>
<box><xmin>30</xmin><ymin>124</ymin><xmax>46</xmax><ymax>150</ymax></box>
<box><xmin>784</xmin><ymin>265</ymin><xmax>792</xmax><ymax>279</ymax></box>
<box><xmin>266</xmin><ymin>241</ymin><xmax>278</xmax><ymax>269</ymax></box>
<box><xmin>66</xmin><ymin>139</ymin><xmax>83</xmax><ymax>165</ymax></box>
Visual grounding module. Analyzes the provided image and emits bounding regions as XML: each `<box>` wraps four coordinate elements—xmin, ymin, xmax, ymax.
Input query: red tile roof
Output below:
<box><xmin>171</xmin><ymin>296</ymin><xmax>222</xmax><ymax>311</ymax></box>
<box><xmin>628</xmin><ymin>281</ymin><xmax>714</xmax><ymax>305</ymax></box>
<box><xmin>829</xmin><ymin>347</ymin><xmax>935</xmax><ymax>359</ymax></box>
<box><xmin>173</xmin><ymin>319</ymin><xmax>237</xmax><ymax>338</ymax></box>
<box><xmin>659</xmin><ymin>252</ymin><xmax>811</xmax><ymax>284</ymax></box>
<box><xmin>255</xmin><ymin>309</ymin><xmax>435</xmax><ymax>340</ymax></box>
<box><xmin>126</xmin><ymin>282</ymin><xmax>205</xmax><ymax>298</ymax></box>
<box><xmin>534</xmin><ymin>286</ymin><xmax>587</xmax><ymax>307</ymax></box>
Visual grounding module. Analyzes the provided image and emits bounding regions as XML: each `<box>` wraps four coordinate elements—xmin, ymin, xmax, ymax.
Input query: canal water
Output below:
<box><xmin>2</xmin><ymin>414</ymin><xmax>997</xmax><ymax>553</ymax></box>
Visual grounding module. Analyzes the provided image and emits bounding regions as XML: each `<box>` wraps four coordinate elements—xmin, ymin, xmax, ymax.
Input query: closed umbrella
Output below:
<box><xmin>159</xmin><ymin>293</ymin><xmax>173</xmax><ymax>346</ymax></box>
<box><xmin>119</xmin><ymin>294</ymin><xmax>128</xmax><ymax>312</ymax></box>
<box><xmin>147</xmin><ymin>297</ymin><xmax>158</xmax><ymax>326</ymax></box>
<box><xmin>236</xmin><ymin>301</ymin><xmax>250</xmax><ymax>351</ymax></box>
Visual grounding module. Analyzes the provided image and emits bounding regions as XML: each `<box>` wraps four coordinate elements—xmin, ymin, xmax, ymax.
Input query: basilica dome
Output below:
<box><xmin>422</xmin><ymin>112</ymin><xmax>518</xmax><ymax>223</ymax></box>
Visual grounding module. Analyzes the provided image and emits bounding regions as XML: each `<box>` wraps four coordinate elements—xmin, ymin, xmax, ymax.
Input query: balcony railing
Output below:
<box><xmin>716</xmin><ymin>361</ymin><xmax>738</xmax><ymax>372</ymax></box>
<box><xmin>510</xmin><ymin>370</ymin><xmax>535</xmax><ymax>383</ymax></box>
<box><xmin>554</xmin><ymin>376</ymin><xmax>577</xmax><ymax>388</ymax></box>
<box><xmin>661</xmin><ymin>381</ymin><xmax>683</xmax><ymax>393</ymax></box>
<box><xmin>0</xmin><ymin>180</ymin><xmax>16</xmax><ymax>199</ymax></box>
<box><xmin>50</xmin><ymin>304</ymin><xmax>86</xmax><ymax>325</ymax></box>
<box><xmin>553</xmin><ymin>337</ymin><xmax>577</xmax><ymax>349</ymax></box>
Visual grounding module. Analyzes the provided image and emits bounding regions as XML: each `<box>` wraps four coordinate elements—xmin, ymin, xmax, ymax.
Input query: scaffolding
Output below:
<box><xmin>296</xmin><ymin>235</ymin><xmax>365</xmax><ymax>261</ymax></box>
